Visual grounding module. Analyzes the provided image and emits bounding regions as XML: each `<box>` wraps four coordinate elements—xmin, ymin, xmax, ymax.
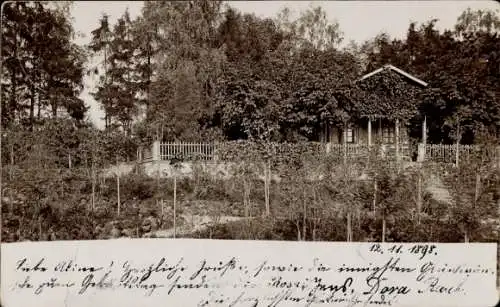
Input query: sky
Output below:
<box><xmin>70</xmin><ymin>1</ymin><xmax>499</xmax><ymax>129</ymax></box>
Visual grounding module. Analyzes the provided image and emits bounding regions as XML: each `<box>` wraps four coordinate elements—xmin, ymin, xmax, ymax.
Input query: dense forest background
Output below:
<box><xmin>2</xmin><ymin>2</ymin><xmax>500</xmax><ymax>151</ymax></box>
<box><xmin>1</xmin><ymin>2</ymin><xmax>499</xmax><ymax>246</ymax></box>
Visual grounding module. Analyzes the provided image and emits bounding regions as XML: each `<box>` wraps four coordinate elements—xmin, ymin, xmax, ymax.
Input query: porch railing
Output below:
<box><xmin>326</xmin><ymin>143</ymin><xmax>412</xmax><ymax>159</ymax></box>
<box><xmin>326</xmin><ymin>143</ymin><xmax>369</xmax><ymax>156</ymax></box>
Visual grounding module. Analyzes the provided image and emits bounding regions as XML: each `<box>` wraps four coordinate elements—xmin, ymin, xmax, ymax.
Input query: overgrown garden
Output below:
<box><xmin>1</xmin><ymin>2</ymin><xmax>499</xmax><ymax>245</ymax></box>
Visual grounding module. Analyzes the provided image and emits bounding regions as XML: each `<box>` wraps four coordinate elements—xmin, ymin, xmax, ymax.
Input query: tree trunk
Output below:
<box><xmin>382</xmin><ymin>214</ymin><xmax>386</xmax><ymax>243</ymax></box>
<box><xmin>455</xmin><ymin>122</ymin><xmax>460</xmax><ymax>167</ymax></box>
<box><xmin>9</xmin><ymin>144</ymin><xmax>14</xmax><ymax>180</ymax></box>
<box><xmin>243</xmin><ymin>178</ymin><xmax>250</xmax><ymax>218</ymax></box>
<box><xmin>38</xmin><ymin>89</ymin><xmax>46</xmax><ymax>119</ymax></box>
<box><xmin>264</xmin><ymin>161</ymin><xmax>270</xmax><ymax>216</ymax></box>
<box><xmin>91</xmin><ymin>133</ymin><xmax>97</xmax><ymax>212</ymax></box>
<box><xmin>422</xmin><ymin>116</ymin><xmax>427</xmax><ymax>145</ymax></box>
<box><xmin>368</xmin><ymin>117</ymin><xmax>372</xmax><ymax>146</ymax></box>
<box><xmin>474</xmin><ymin>173</ymin><xmax>480</xmax><ymax>207</ymax></box>
<box><xmin>379</xmin><ymin>118</ymin><xmax>382</xmax><ymax>140</ymax></box>
<box><xmin>312</xmin><ymin>217</ymin><xmax>317</xmax><ymax>241</ymax></box>
<box><xmin>156</xmin><ymin>159</ymin><xmax>160</xmax><ymax>201</ymax></box>
<box><xmin>9</xmin><ymin>68</ymin><xmax>16</xmax><ymax>124</ymax></box>
<box><xmin>243</xmin><ymin>179</ymin><xmax>247</xmax><ymax>218</ymax></box>
<box><xmin>312</xmin><ymin>187</ymin><xmax>317</xmax><ymax>241</ymax></box>
<box><xmin>8</xmin><ymin>29</ymin><xmax>19</xmax><ymax>124</ymax></box>
<box><xmin>357</xmin><ymin>207</ymin><xmax>361</xmax><ymax>231</ymax></box>
<box><xmin>346</xmin><ymin>212</ymin><xmax>352</xmax><ymax>242</ymax></box>
<box><xmin>343</xmin><ymin>122</ymin><xmax>347</xmax><ymax>165</ymax></box>
<box><xmin>0</xmin><ymin>188</ymin><xmax>3</xmax><ymax>241</ymax></box>
<box><xmin>84</xmin><ymin>153</ymin><xmax>89</xmax><ymax>176</ymax></box>
<box><xmin>263</xmin><ymin>164</ymin><xmax>267</xmax><ymax>216</ymax></box>
<box><xmin>497</xmin><ymin>188</ymin><xmax>500</xmax><ymax>220</ymax></box>
<box><xmin>417</xmin><ymin>168</ymin><xmax>422</xmax><ymax>224</ymax></box>
<box><xmin>29</xmin><ymin>83</ymin><xmax>35</xmax><ymax>126</ymax></box>
<box><xmin>173</xmin><ymin>175</ymin><xmax>177</xmax><ymax>238</ymax></box>
<box><xmin>104</xmin><ymin>45</ymin><xmax>109</xmax><ymax>129</ymax></box>
<box><xmin>373</xmin><ymin>180</ymin><xmax>377</xmax><ymax>214</ymax></box>
<box><xmin>91</xmin><ymin>159</ymin><xmax>96</xmax><ymax>212</ymax></box>
<box><xmin>267</xmin><ymin>163</ymin><xmax>270</xmax><ymax>215</ymax></box>
<box><xmin>51</xmin><ymin>97</ymin><xmax>58</xmax><ymax>118</ymax></box>
<box><xmin>38</xmin><ymin>219</ymin><xmax>42</xmax><ymax>239</ymax></box>
<box><xmin>302</xmin><ymin>189</ymin><xmax>307</xmax><ymax>241</ymax></box>
<box><xmin>116</xmin><ymin>175</ymin><xmax>121</xmax><ymax>216</ymax></box>
<box><xmin>395</xmin><ymin>119</ymin><xmax>400</xmax><ymax>172</ymax></box>
<box><xmin>146</xmin><ymin>34</ymin><xmax>151</xmax><ymax>106</ymax></box>
<box><xmin>161</xmin><ymin>198</ymin><xmax>164</xmax><ymax>218</ymax></box>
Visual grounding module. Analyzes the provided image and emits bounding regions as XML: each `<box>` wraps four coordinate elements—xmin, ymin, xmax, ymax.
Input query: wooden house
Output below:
<box><xmin>319</xmin><ymin>64</ymin><xmax>429</xmax><ymax>157</ymax></box>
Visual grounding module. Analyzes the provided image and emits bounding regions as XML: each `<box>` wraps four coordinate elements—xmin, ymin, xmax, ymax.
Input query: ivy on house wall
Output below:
<box><xmin>351</xmin><ymin>69</ymin><xmax>425</xmax><ymax>122</ymax></box>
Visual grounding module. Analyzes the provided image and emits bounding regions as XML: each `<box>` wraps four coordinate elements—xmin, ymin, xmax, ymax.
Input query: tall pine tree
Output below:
<box><xmin>1</xmin><ymin>2</ymin><xmax>86</xmax><ymax>127</ymax></box>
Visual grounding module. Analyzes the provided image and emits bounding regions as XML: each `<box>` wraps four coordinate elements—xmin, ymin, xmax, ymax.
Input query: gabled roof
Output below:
<box><xmin>358</xmin><ymin>64</ymin><xmax>428</xmax><ymax>87</ymax></box>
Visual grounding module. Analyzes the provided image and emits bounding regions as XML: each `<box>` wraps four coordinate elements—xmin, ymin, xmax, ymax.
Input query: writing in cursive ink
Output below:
<box><xmin>14</xmin><ymin>276</ymin><xmax>33</xmax><ymax>290</ymax></box>
<box><xmin>363</xmin><ymin>257</ymin><xmax>412</xmax><ymax>303</ymax></box>
<box><xmin>78</xmin><ymin>271</ymin><xmax>114</xmax><ymax>295</ymax></box>
<box><xmin>54</xmin><ymin>260</ymin><xmax>103</xmax><ymax>273</ymax></box>
<box><xmin>227</xmin><ymin>291</ymin><xmax>259</xmax><ymax>307</ymax></box>
<box><xmin>137</xmin><ymin>257</ymin><xmax>185</xmax><ymax>283</ymax></box>
<box><xmin>16</xmin><ymin>258</ymin><xmax>47</xmax><ymax>272</ymax></box>
<box><xmin>189</xmin><ymin>258</ymin><xmax>236</xmax><ymax>280</ymax></box>
<box><xmin>418</xmin><ymin>276</ymin><xmax>467</xmax><ymax>295</ymax></box>
<box><xmin>253</xmin><ymin>261</ymin><xmax>303</xmax><ymax>278</ymax></box>
<box><xmin>34</xmin><ymin>277</ymin><xmax>75</xmax><ymax>295</ymax></box>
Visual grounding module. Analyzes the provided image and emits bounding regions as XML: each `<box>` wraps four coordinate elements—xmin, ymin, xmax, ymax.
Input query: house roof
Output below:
<box><xmin>358</xmin><ymin>64</ymin><xmax>428</xmax><ymax>87</ymax></box>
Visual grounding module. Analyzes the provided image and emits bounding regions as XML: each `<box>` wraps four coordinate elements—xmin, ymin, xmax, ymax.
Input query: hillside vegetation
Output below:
<box><xmin>2</xmin><ymin>2</ymin><xmax>499</xmax><ymax>243</ymax></box>
<box><xmin>3</xmin><ymin>141</ymin><xmax>499</xmax><ymax>243</ymax></box>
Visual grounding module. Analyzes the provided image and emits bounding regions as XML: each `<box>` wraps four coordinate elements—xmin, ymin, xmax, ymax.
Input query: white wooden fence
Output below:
<box><xmin>425</xmin><ymin>144</ymin><xmax>500</xmax><ymax>164</ymax></box>
<box><xmin>140</xmin><ymin>142</ymin><xmax>420</xmax><ymax>162</ymax></box>
<box><xmin>159</xmin><ymin>142</ymin><xmax>217</xmax><ymax>161</ymax></box>
<box><xmin>326</xmin><ymin>143</ymin><xmax>369</xmax><ymax>156</ymax></box>
<box><xmin>138</xmin><ymin>141</ymin><xmax>499</xmax><ymax>165</ymax></box>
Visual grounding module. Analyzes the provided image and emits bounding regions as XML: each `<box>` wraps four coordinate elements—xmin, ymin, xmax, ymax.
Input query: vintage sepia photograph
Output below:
<box><xmin>1</xmin><ymin>1</ymin><xmax>500</xmax><ymax>305</ymax></box>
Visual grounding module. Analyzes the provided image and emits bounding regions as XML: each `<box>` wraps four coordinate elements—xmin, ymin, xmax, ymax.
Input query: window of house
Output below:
<box><xmin>382</xmin><ymin>126</ymin><xmax>395</xmax><ymax>144</ymax></box>
<box><xmin>343</xmin><ymin>128</ymin><xmax>355</xmax><ymax>143</ymax></box>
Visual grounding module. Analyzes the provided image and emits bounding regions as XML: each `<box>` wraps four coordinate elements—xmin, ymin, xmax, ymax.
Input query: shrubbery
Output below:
<box><xmin>2</xmin><ymin>139</ymin><xmax>499</xmax><ymax>244</ymax></box>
